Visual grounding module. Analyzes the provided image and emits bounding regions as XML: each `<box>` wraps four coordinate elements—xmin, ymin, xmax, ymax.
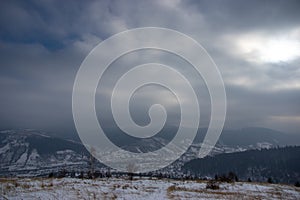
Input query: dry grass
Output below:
<box><xmin>1</xmin><ymin>177</ymin><xmax>299</xmax><ymax>199</ymax></box>
<box><xmin>166</xmin><ymin>182</ymin><xmax>299</xmax><ymax>200</ymax></box>
<box><xmin>167</xmin><ymin>184</ymin><xmax>237</xmax><ymax>195</ymax></box>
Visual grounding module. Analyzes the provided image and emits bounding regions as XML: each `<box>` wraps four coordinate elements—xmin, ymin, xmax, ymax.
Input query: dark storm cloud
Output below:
<box><xmin>0</xmin><ymin>0</ymin><xmax>126</xmax><ymax>49</ymax></box>
<box><xmin>0</xmin><ymin>0</ymin><xmax>299</xmax><ymax>136</ymax></box>
<box><xmin>186</xmin><ymin>0</ymin><xmax>300</xmax><ymax>32</ymax></box>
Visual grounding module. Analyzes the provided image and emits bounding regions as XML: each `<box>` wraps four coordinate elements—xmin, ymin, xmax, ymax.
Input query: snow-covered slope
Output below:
<box><xmin>0</xmin><ymin>130</ymin><xmax>102</xmax><ymax>177</ymax></box>
<box><xmin>1</xmin><ymin>177</ymin><xmax>299</xmax><ymax>199</ymax></box>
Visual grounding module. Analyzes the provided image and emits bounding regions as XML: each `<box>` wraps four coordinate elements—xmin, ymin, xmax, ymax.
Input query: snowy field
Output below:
<box><xmin>1</xmin><ymin>177</ymin><xmax>300</xmax><ymax>199</ymax></box>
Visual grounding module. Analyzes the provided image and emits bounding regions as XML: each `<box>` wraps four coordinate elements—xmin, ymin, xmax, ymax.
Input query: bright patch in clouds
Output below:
<box><xmin>258</xmin><ymin>39</ymin><xmax>300</xmax><ymax>63</ymax></box>
<box><xmin>233</xmin><ymin>29</ymin><xmax>300</xmax><ymax>63</ymax></box>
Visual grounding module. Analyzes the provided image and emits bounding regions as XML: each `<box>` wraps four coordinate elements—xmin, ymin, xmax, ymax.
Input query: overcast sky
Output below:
<box><xmin>0</xmin><ymin>0</ymin><xmax>299</xmax><ymax>137</ymax></box>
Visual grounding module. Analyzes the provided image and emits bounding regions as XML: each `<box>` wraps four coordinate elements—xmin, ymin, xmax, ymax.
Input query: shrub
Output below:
<box><xmin>48</xmin><ymin>172</ymin><xmax>54</xmax><ymax>178</ymax></box>
<box><xmin>206</xmin><ymin>180</ymin><xmax>220</xmax><ymax>190</ymax></box>
<box><xmin>267</xmin><ymin>177</ymin><xmax>274</xmax><ymax>184</ymax></box>
<box><xmin>215</xmin><ymin>172</ymin><xmax>238</xmax><ymax>183</ymax></box>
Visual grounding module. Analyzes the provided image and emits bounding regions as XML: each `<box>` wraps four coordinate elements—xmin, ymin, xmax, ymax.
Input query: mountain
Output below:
<box><xmin>0</xmin><ymin>129</ymin><xmax>103</xmax><ymax>177</ymax></box>
<box><xmin>183</xmin><ymin>146</ymin><xmax>300</xmax><ymax>184</ymax></box>
<box><xmin>218</xmin><ymin>127</ymin><xmax>300</xmax><ymax>147</ymax></box>
<box><xmin>1</xmin><ymin>127</ymin><xmax>299</xmax><ymax>178</ymax></box>
<box><xmin>194</xmin><ymin>127</ymin><xmax>300</xmax><ymax>148</ymax></box>
<box><xmin>173</xmin><ymin>127</ymin><xmax>300</xmax><ymax>165</ymax></box>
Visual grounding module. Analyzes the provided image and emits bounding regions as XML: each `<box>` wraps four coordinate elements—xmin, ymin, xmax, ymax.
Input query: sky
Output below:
<box><xmin>0</xmin><ymin>0</ymin><xmax>300</xmax><ymax>138</ymax></box>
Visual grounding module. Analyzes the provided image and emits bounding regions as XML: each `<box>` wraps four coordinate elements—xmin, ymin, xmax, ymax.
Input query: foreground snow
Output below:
<box><xmin>1</xmin><ymin>177</ymin><xmax>299</xmax><ymax>199</ymax></box>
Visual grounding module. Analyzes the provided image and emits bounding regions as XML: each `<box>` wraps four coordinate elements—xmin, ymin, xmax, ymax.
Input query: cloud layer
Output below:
<box><xmin>0</xmin><ymin>0</ymin><xmax>299</xmax><ymax>136</ymax></box>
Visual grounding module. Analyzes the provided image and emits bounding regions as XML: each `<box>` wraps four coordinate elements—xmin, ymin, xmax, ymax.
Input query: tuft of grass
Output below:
<box><xmin>5</xmin><ymin>184</ymin><xmax>12</xmax><ymax>191</ymax></box>
<box><xmin>21</xmin><ymin>183</ymin><xmax>31</xmax><ymax>189</ymax></box>
<box><xmin>167</xmin><ymin>185</ymin><xmax>177</xmax><ymax>193</ymax></box>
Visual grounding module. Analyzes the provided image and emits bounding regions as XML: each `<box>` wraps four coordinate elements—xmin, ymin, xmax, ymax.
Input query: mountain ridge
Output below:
<box><xmin>1</xmin><ymin>127</ymin><xmax>299</xmax><ymax>178</ymax></box>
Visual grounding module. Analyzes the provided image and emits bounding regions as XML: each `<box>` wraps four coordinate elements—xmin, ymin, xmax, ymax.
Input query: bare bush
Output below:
<box><xmin>206</xmin><ymin>180</ymin><xmax>220</xmax><ymax>190</ymax></box>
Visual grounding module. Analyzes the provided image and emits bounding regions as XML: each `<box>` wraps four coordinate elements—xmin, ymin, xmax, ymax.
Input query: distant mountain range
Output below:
<box><xmin>0</xmin><ymin>127</ymin><xmax>299</xmax><ymax>178</ymax></box>
<box><xmin>183</xmin><ymin>146</ymin><xmax>300</xmax><ymax>184</ymax></box>
<box><xmin>194</xmin><ymin>127</ymin><xmax>300</xmax><ymax>147</ymax></box>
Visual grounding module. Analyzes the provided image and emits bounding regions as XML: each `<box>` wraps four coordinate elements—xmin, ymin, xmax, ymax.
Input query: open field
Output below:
<box><xmin>1</xmin><ymin>177</ymin><xmax>299</xmax><ymax>199</ymax></box>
